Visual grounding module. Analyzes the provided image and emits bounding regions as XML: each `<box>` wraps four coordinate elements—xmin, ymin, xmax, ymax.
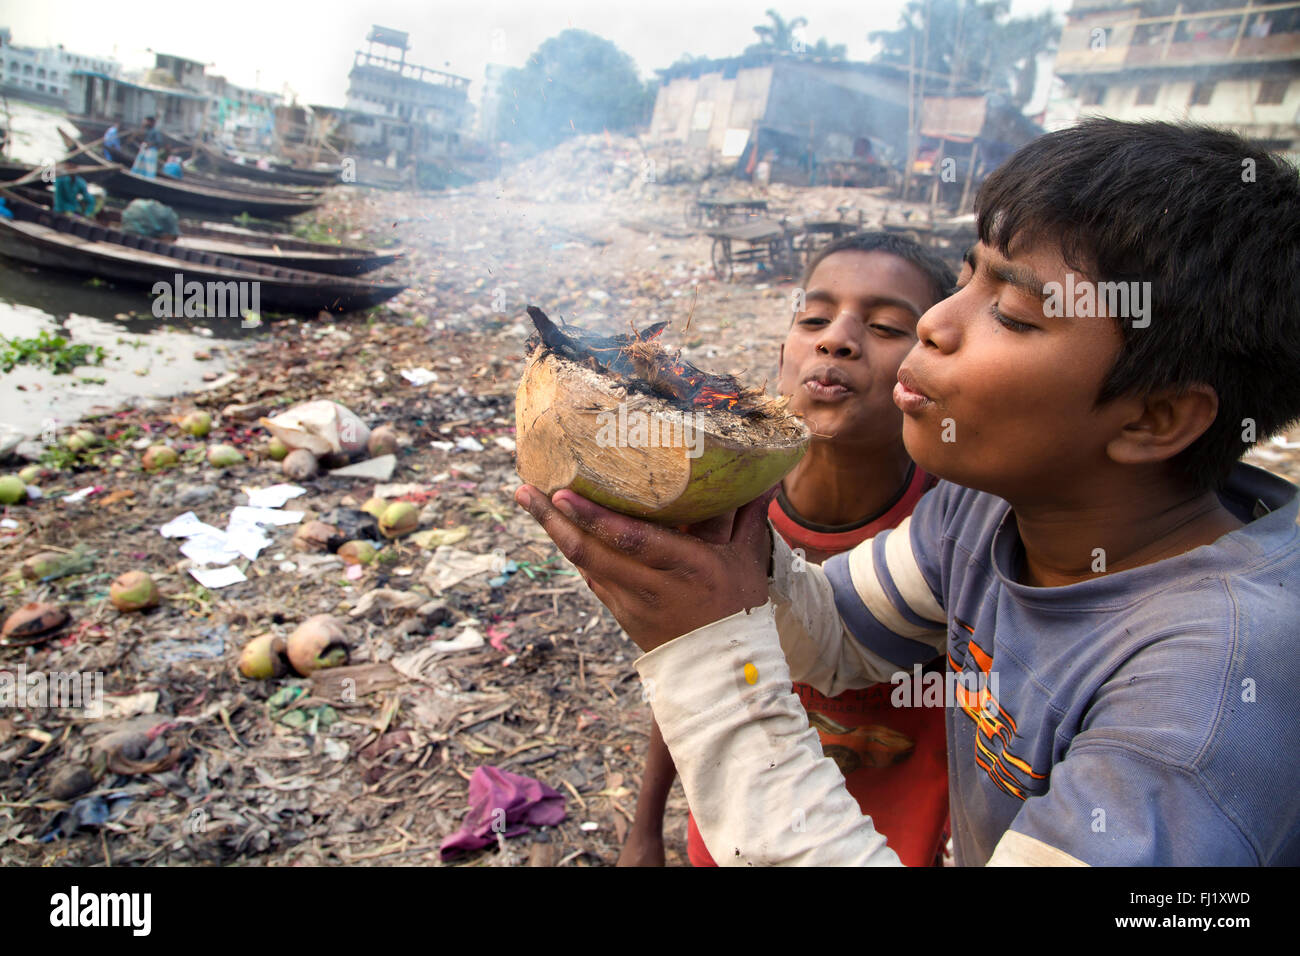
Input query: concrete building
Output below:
<box><xmin>1054</xmin><ymin>0</ymin><xmax>1300</xmax><ymax>155</ymax></box>
<box><xmin>341</xmin><ymin>25</ymin><xmax>472</xmax><ymax>160</ymax></box>
<box><xmin>0</xmin><ymin>28</ymin><xmax>118</xmax><ymax>107</ymax></box>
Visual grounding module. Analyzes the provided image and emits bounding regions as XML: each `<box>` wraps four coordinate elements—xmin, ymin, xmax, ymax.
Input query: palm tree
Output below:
<box><xmin>747</xmin><ymin>9</ymin><xmax>809</xmax><ymax>54</ymax></box>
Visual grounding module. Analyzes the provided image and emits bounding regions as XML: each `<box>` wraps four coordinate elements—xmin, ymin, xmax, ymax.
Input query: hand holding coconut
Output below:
<box><xmin>515</xmin><ymin>484</ymin><xmax>774</xmax><ymax>653</ymax></box>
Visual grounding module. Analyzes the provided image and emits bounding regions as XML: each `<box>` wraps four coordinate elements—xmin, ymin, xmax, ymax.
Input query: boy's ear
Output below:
<box><xmin>1105</xmin><ymin>384</ymin><xmax>1219</xmax><ymax>467</ymax></box>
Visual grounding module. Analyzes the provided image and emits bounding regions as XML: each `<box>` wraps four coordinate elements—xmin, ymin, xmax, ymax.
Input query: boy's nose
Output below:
<box><xmin>814</xmin><ymin>315</ymin><xmax>862</xmax><ymax>359</ymax></box>
<box><xmin>916</xmin><ymin>296</ymin><xmax>961</xmax><ymax>354</ymax></box>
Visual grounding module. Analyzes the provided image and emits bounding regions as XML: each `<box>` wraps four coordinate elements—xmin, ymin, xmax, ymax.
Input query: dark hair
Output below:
<box><xmin>976</xmin><ymin>118</ymin><xmax>1300</xmax><ymax>490</ymax></box>
<box><xmin>801</xmin><ymin>231</ymin><xmax>956</xmax><ymax>307</ymax></box>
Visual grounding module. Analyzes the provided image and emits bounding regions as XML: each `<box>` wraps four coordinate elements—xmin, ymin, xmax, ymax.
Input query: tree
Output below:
<box><xmin>748</xmin><ymin>9</ymin><xmax>808</xmax><ymax>53</ymax></box>
<box><xmin>496</xmin><ymin>30</ymin><xmax>654</xmax><ymax>149</ymax></box>
<box><xmin>743</xmin><ymin>9</ymin><xmax>845</xmax><ymax>58</ymax></box>
<box><xmin>870</xmin><ymin>0</ymin><xmax>1058</xmax><ymax>107</ymax></box>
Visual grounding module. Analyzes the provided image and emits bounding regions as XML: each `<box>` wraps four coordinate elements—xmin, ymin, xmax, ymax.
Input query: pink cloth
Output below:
<box><xmin>439</xmin><ymin>765</ymin><xmax>566</xmax><ymax>859</ymax></box>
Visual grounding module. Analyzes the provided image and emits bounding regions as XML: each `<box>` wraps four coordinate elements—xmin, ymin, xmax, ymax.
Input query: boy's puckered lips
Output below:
<box><xmin>801</xmin><ymin>364</ymin><xmax>856</xmax><ymax>401</ymax></box>
<box><xmin>893</xmin><ymin>367</ymin><xmax>934</xmax><ymax>413</ymax></box>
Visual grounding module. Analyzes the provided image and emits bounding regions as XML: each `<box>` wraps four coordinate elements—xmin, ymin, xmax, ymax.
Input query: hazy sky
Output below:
<box><xmin>4</xmin><ymin>0</ymin><xmax>1071</xmax><ymax>109</ymax></box>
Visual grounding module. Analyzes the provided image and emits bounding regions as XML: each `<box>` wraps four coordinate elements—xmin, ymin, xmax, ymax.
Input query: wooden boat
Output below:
<box><xmin>193</xmin><ymin>143</ymin><xmax>339</xmax><ymax>188</ymax></box>
<box><xmin>0</xmin><ymin>190</ymin><xmax>405</xmax><ymax>313</ymax></box>
<box><xmin>8</xmin><ymin>183</ymin><xmax>400</xmax><ymax>276</ymax></box>
<box><xmin>58</xmin><ymin>129</ymin><xmax>324</xmax><ymax>202</ymax></box>
<box><xmin>0</xmin><ymin>161</ymin><xmax>124</xmax><ymax>187</ymax></box>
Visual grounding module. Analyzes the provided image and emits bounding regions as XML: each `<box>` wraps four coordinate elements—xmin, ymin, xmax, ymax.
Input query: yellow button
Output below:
<box><xmin>743</xmin><ymin>662</ymin><xmax>758</xmax><ymax>685</ymax></box>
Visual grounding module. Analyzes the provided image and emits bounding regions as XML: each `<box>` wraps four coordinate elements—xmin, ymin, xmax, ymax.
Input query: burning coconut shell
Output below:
<box><xmin>515</xmin><ymin>307</ymin><xmax>809</xmax><ymax>525</ymax></box>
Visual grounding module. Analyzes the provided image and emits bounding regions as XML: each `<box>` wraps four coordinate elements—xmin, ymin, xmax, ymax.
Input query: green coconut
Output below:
<box><xmin>337</xmin><ymin>540</ymin><xmax>377</xmax><ymax>565</ymax></box>
<box><xmin>238</xmin><ymin>633</ymin><xmax>290</xmax><ymax>679</ymax></box>
<box><xmin>142</xmin><ymin>445</ymin><xmax>179</xmax><ymax>471</ymax></box>
<box><xmin>267</xmin><ymin>437</ymin><xmax>289</xmax><ymax>461</ymax></box>
<box><xmin>0</xmin><ymin>475</ymin><xmax>25</xmax><ymax>505</ymax></box>
<box><xmin>286</xmin><ymin>615</ymin><xmax>349</xmax><ymax>677</ymax></box>
<box><xmin>515</xmin><ymin>350</ymin><xmax>809</xmax><ymax>525</ymax></box>
<box><xmin>181</xmin><ymin>411</ymin><xmax>212</xmax><ymax>437</ymax></box>
<box><xmin>361</xmin><ymin>497</ymin><xmax>389</xmax><ymax>519</ymax></box>
<box><xmin>18</xmin><ymin>465</ymin><xmax>43</xmax><ymax>484</ymax></box>
<box><xmin>378</xmin><ymin>501</ymin><xmax>419</xmax><ymax>538</ymax></box>
<box><xmin>109</xmin><ymin>570</ymin><xmax>160</xmax><ymax>612</ymax></box>
<box><xmin>207</xmin><ymin>444</ymin><xmax>244</xmax><ymax>468</ymax></box>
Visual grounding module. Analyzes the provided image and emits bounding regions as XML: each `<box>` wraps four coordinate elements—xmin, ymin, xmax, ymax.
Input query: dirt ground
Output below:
<box><xmin>3</xmin><ymin>135</ymin><xmax>1296</xmax><ymax>867</ymax></box>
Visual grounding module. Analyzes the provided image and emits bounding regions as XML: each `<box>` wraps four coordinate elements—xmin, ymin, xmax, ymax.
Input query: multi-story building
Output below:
<box><xmin>341</xmin><ymin>25</ymin><xmax>472</xmax><ymax>161</ymax></box>
<box><xmin>0</xmin><ymin>28</ymin><xmax>118</xmax><ymax>107</ymax></box>
<box><xmin>1054</xmin><ymin>1</ymin><xmax>1300</xmax><ymax>154</ymax></box>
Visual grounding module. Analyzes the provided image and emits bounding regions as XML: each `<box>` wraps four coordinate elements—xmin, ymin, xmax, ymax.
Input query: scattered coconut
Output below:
<box><xmin>378</xmin><ymin>501</ymin><xmax>418</xmax><ymax>538</ymax></box>
<box><xmin>367</xmin><ymin>425</ymin><xmax>398</xmax><ymax>457</ymax></box>
<box><xmin>1</xmin><ymin>602</ymin><xmax>71</xmax><ymax>646</ymax></box>
<box><xmin>181</xmin><ymin>411</ymin><xmax>212</xmax><ymax>437</ymax></box>
<box><xmin>109</xmin><ymin>571</ymin><xmax>160</xmax><ymax>612</ymax></box>
<box><xmin>207</xmin><ymin>444</ymin><xmax>244</xmax><ymax>468</ymax></box>
<box><xmin>267</xmin><ymin>437</ymin><xmax>289</xmax><ymax>461</ymax></box>
<box><xmin>62</xmin><ymin>429</ymin><xmax>97</xmax><ymax>452</ymax></box>
<box><xmin>337</xmin><ymin>540</ymin><xmax>377</xmax><ymax>566</ymax></box>
<box><xmin>0</xmin><ymin>475</ymin><xmax>25</xmax><ymax>505</ymax></box>
<box><xmin>286</xmin><ymin>615</ymin><xmax>350</xmax><ymax>676</ymax></box>
<box><xmin>142</xmin><ymin>445</ymin><xmax>179</xmax><ymax>471</ymax></box>
<box><xmin>17</xmin><ymin>464</ymin><xmax>43</xmax><ymax>484</ymax></box>
<box><xmin>238</xmin><ymin>633</ymin><xmax>290</xmax><ymax>679</ymax></box>
<box><xmin>361</xmin><ymin>497</ymin><xmax>388</xmax><ymax>519</ymax></box>
<box><xmin>281</xmin><ymin>448</ymin><xmax>318</xmax><ymax>480</ymax></box>
<box><xmin>22</xmin><ymin>552</ymin><xmax>66</xmax><ymax>582</ymax></box>
<box><xmin>293</xmin><ymin>520</ymin><xmax>338</xmax><ymax>552</ymax></box>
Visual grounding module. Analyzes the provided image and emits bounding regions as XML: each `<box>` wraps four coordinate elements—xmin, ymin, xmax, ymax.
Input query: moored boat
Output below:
<box><xmin>0</xmin><ymin>190</ymin><xmax>406</xmax><ymax>313</ymax></box>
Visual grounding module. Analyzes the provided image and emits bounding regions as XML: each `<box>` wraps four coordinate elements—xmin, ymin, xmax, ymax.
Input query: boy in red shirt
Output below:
<box><xmin>618</xmin><ymin>233</ymin><xmax>956</xmax><ymax>866</ymax></box>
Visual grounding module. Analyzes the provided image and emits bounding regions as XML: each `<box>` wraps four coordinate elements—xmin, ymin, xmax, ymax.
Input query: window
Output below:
<box><xmin>1136</xmin><ymin>83</ymin><xmax>1160</xmax><ymax>105</ymax></box>
<box><xmin>1190</xmin><ymin>81</ymin><xmax>1215</xmax><ymax>105</ymax></box>
<box><xmin>1258</xmin><ymin>79</ymin><xmax>1289</xmax><ymax>104</ymax></box>
<box><xmin>1081</xmin><ymin>84</ymin><xmax>1106</xmax><ymax>106</ymax></box>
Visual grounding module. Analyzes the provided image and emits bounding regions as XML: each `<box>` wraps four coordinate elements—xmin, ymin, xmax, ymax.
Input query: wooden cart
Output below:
<box><xmin>685</xmin><ymin>197</ymin><xmax>769</xmax><ymax>229</ymax></box>
<box><xmin>708</xmin><ymin>219</ymin><xmax>799</xmax><ymax>281</ymax></box>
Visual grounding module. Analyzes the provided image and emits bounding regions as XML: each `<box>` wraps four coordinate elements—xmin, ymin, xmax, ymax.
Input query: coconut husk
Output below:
<box><xmin>516</xmin><ymin>309</ymin><xmax>808</xmax><ymax>524</ymax></box>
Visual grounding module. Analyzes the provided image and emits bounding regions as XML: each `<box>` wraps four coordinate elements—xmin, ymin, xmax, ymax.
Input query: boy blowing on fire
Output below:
<box><xmin>517</xmin><ymin>120</ymin><xmax>1300</xmax><ymax>865</ymax></box>
<box><xmin>619</xmin><ymin>234</ymin><xmax>955</xmax><ymax>867</ymax></box>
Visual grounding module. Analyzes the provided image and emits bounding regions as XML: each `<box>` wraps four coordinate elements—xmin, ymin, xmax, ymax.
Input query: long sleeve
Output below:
<box><xmin>636</xmin><ymin>603</ymin><xmax>903</xmax><ymax>865</ymax></box>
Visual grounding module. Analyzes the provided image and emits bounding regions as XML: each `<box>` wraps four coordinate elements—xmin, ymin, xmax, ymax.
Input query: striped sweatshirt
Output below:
<box><xmin>635</xmin><ymin>462</ymin><xmax>1300</xmax><ymax>865</ymax></box>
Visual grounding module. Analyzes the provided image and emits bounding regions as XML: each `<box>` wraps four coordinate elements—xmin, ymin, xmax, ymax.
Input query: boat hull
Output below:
<box><xmin>0</xmin><ymin>192</ymin><xmax>405</xmax><ymax>313</ymax></box>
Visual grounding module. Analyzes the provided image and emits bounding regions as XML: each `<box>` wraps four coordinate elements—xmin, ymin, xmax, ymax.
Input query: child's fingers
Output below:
<box><xmin>550</xmin><ymin>488</ymin><xmax>710</xmax><ymax>571</ymax></box>
<box><xmin>515</xmin><ymin>485</ymin><xmax>668</xmax><ymax>588</ymax></box>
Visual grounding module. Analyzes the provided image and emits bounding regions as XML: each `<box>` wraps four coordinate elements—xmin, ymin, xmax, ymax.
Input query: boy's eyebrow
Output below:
<box><xmin>803</xmin><ymin>288</ymin><xmax>923</xmax><ymax>318</ymax></box>
<box><xmin>967</xmin><ymin>245</ymin><xmax>1049</xmax><ymax>301</ymax></box>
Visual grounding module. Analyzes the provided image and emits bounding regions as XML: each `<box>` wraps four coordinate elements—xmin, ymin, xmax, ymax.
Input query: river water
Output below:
<box><xmin>0</xmin><ymin>100</ymin><xmax>255</xmax><ymax>451</ymax></box>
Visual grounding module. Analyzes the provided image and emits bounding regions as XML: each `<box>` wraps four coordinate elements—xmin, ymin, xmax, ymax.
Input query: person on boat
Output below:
<box><xmin>120</xmin><ymin>198</ymin><xmax>180</xmax><ymax>243</ymax></box>
<box><xmin>103</xmin><ymin>124</ymin><xmax>122</xmax><ymax>161</ymax></box>
<box><xmin>162</xmin><ymin>154</ymin><xmax>184</xmax><ymax>179</ymax></box>
<box><xmin>52</xmin><ymin>168</ymin><xmax>96</xmax><ymax>217</ymax></box>
<box><xmin>132</xmin><ymin>117</ymin><xmax>162</xmax><ymax>178</ymax></box>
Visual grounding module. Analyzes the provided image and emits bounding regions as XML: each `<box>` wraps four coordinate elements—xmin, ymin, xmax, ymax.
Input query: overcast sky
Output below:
<box><xmin>4</xmin><ymin>0</ymin><xmax>1071</xmax><ymax>108</ymax></box>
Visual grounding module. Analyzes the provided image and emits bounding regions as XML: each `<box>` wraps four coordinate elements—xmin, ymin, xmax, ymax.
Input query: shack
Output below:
<box><xmin>648</xmin><ymin>53</ymin><xmax>914</xmax><ymax>186</ymax></box>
